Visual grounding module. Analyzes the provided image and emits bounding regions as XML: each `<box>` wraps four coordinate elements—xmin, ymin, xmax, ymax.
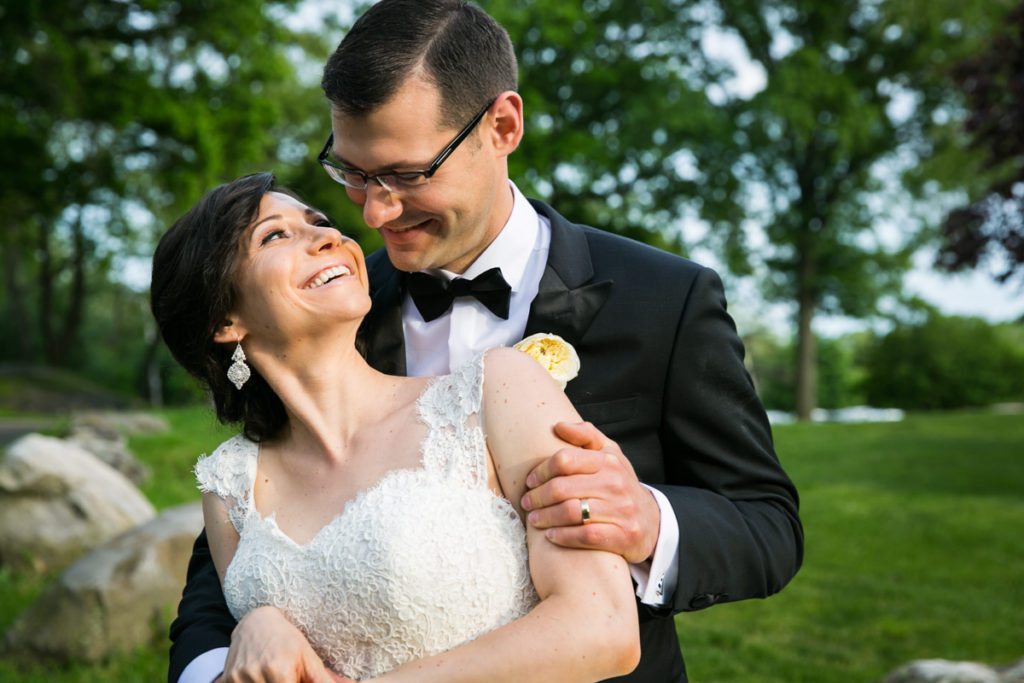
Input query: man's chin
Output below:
<box><xmin>383</xmin><ymin>246</ymin><xmax>433</xmax><ymax>273</ymax></box>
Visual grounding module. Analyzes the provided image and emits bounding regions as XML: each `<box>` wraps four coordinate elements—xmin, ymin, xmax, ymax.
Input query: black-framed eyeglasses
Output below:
<box><xmin>317</xmin><ymin>98</ymin><xmax>496</xmax><ymax>194</ymax></box>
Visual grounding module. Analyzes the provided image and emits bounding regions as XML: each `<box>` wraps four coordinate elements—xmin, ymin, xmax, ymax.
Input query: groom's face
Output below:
<box><xmin>328</xmin><ymin>76</ymin><xmax>514</xmax><ymax>274</ymax></box>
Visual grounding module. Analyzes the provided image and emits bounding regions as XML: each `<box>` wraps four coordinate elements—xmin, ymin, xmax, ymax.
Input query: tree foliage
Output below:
<box><xmin>863</xmin><ymin>315</ymin><xmax>1024</xmax><ymax>410</ymax></box>
<box><xmin>482</xmin><ymin>0</ymin><xmax>1010</xmax><ymax>418</ymax></box>
<box><xmin>484</xmin><ymin>0</ymin><xmax>739</xmax><ymax>252</ymax></box>
<box><xmin>938</xmin><ymin>1</ymin><xmax>1024</xmax><ymax>284</ymax></box>
<box><xmin>697</xmin><ymin>0</ymin><xmax>1010</xmax><ymax>418</ymax></box>
<box><xmin>0</xmin><ymin>1</ymin><xmax>334</xmax><ymax>388</ymax></box>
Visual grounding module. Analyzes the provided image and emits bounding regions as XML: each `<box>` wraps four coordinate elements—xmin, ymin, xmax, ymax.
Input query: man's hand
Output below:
<box><xmin>216</xmin><ymin>606</ymin><xmax>351</xmax><ymax>683</ymax></box>
<box><xmin>520</xmin><ymin>421</ymin><xmax>661</xmax><ymax>564</ymax></box>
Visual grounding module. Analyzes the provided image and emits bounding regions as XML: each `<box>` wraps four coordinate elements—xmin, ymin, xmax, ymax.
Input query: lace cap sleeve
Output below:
<box><xmin>194</xmin><ymin>434</ymin><xmax>258</xmax><ymax>503</ymax></box>
<box><xmin>416</xmin><ymin>352</ymin><xmax>486</xmax><ymax>430</ymax></box>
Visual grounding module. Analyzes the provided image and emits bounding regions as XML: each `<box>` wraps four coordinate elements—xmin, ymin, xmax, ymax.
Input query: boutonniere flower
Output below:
<box><xmin>513</xmin><ymin>333</ymin><xmax>581</xmax><ymax>389</ymax></box>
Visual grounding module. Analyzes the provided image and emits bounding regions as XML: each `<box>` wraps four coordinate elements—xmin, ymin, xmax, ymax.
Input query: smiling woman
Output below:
<box><xmin>150</xmin><ymin>173</ymin><xmax>370</xmax><ymax>442</ymax></box>
<box><xmin>149</xmin><ymin>172</ymin><xmax>640</xmax><ymax>683</ymax></box>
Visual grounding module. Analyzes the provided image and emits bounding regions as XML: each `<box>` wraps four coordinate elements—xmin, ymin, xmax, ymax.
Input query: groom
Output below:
<box><xmin>170</xmin><ymin>1</ymin><xmax>802</xmax><ymax>682</ymax></box>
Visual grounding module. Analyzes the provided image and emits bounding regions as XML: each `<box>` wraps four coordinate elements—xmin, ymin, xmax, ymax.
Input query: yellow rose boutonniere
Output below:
<box><xmin>513</xmin><ymin>333</ymin><xmax>581</xmax><ymax>389</ymax></box>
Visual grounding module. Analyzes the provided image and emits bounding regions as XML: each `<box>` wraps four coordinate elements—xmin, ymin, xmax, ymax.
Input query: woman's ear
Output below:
<box><xmin>213</xmin><ymin>318</ymin><xmax>247</xmax><ymax>345</ymax></box>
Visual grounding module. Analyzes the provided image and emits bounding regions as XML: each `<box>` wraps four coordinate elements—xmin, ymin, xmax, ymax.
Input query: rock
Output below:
<box><xmin>3</xmin><ymin>503</ymin><xmax>203</xmax><ymax>662</ymax></box>
<box><xmin>0</xmin><ymin>434</ymin><xmax>155</xmax><ymax>573</ymax></box>
<box><xmin>71</xmin><ymin>411</ymin><xmax>170</xmax><ymax>436</ymax></box>
<box><xmin>882</xmin><ymin>660</ymin><xmax>1001</xmax><ymax>683</ymax></box>
<box><xmin>66</xmin><ymin>425</ymin><xmax>150</xmax><ymax>485</ymax></box>
<box><xmin>1001</xmin><ymin>659</ymin><xmax>1024</xmax><ymax>683</ymax></box>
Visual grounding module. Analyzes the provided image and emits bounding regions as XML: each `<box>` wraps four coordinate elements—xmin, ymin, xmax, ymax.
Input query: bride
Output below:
<box><xmin>150</xmin><ymin>172</ymin><xmax>640</xmax><ymax>682</ymax></box>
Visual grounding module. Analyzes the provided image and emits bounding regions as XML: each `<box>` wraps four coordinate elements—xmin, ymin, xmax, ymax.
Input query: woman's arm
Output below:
<box><xmin>201</xmin><ymin>492</ymin><xmax>239</xmax><ymax>584</ymax></box>
<box><xmin>370</xmin><ymin>348</ymin><xmax>640</xmax><ymax>683</ymax></box>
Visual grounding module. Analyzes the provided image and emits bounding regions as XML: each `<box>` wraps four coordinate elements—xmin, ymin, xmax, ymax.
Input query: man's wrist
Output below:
<box><xmin>631</xmin><ymin>485</ymin><xmax>679</xmax><ymax>606</ymax></box>
<box><xmin>177</xmin><ymin>647</ymin><xmax>229</xmax><ymax>683</ymax></box>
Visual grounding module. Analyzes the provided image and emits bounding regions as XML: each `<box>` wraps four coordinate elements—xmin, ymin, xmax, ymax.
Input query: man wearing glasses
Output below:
<box><xmin>169</xmin><ymin>2</ymin><xmax>802</xmax><ymax>682</ymax></box>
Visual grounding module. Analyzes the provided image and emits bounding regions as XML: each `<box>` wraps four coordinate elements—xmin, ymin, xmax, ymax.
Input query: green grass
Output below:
<box><xmin>128</xmin><ymin>405</ymin><xmax>238</xmax><ymax>510</ymax></box>
<box><xmin>1</xmin><ymin>409</ymin><xmax>1022</xmax><ymax>681</ymax></box>
<box><xmin>680</xmin><ymin>411</ymin><xmax>1024</xmax><ymax>682</ymax></box>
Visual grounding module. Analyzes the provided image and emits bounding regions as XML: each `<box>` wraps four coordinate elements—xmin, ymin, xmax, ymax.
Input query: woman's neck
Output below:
<box><xmin>246</xmin><ymin>333</ymin><xmax>403</xmax><ymax>461</ymax></box>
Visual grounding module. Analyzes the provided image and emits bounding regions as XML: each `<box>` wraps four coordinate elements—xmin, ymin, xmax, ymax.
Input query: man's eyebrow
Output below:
<box><xmin>334</xmin><ymin>154</ymin><xmax>426</xmax><ymax>173</ymax></box>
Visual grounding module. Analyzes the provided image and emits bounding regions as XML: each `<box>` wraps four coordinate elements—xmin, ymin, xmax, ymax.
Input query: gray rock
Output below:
<box><xmin>67</xmin><ymin>425</ymin><xmax>150</xmax><ymax>485</ymax></box>
<box><xmin>1000</xmin><ymin>659</ymin><xmax>1024</xmax><ymax>683</ymax></box>
<box><xmin>3</xmin><ymin>502</ymin><xmax>204</xmax><ymax>662</ymax></box>
<box><xmin>0</xmin><ymin>434</ymin><xmax>155</xmax><ymax>573</ymax></box>
<box><xmin>71</xmin><ymin>411</ymin><xmax>170</xmax><ymax>436</ymax></box>
<box><xmin>882</xmin><ymin>660</ymin><xmax>1001</xmax><ymax>683</ymax></box>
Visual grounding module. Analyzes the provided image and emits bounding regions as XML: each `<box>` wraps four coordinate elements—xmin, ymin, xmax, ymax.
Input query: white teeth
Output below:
<box><xmin>304</xmin><ymin>265</ymin><xmax>352</xmax><ymax>289</ymax></box>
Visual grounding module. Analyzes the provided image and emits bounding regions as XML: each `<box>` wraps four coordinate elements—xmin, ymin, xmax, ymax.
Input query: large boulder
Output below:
<box><xmin>66</xmin><ymin>424</ymin><xmax>150</xmax><ymax>485</ymax></box>
<box><xmin>0</xmin><ymin>434</ymin><xmax>156</xmax><ymax>572</ymax></box>
<box><xmin>3</xmin><ymin>502</ymin><xmax>203</xmax><ymax>662</ymax></box>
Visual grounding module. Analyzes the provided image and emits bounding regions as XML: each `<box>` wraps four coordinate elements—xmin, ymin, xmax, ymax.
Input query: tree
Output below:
<box><xmin>0</xmin><ymin>0</ymin><xmax>330</xmax><ymax>371</ymax></box>
<box><xmin>482</xmin><ymin>1</ymin><xmax>1010</xmax><ymax>419</ymax></box>
<box><xmin>694</xmin><ymin>0</ymin><xmax>1010</xmax><ymax>419</ymax></box>
<box><xmin>938</xmin><ymin>1</ymin><xmax>1024</xmax><ymax>285</ymax></box>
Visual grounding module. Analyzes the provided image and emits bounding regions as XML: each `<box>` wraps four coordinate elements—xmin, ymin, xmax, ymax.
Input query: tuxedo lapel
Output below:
<box><xmin>525</xmin><ymin>200</ymin><xmax>612</xmax><ymax>342</ymax></box>
<box><xmin>358</xmin><ymin>252</ymin><xmax>406</xmax><ymax>376</ymax></box>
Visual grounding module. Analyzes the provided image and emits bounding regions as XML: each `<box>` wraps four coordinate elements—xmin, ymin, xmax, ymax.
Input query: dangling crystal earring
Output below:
<box><xmin>227</xmin><ymin>343</ymin><xmax>251</xmax><ymax>390</ymax></box>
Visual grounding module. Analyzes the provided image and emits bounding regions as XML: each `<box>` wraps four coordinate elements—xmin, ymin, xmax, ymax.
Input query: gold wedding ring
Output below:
<box><xmin>580</xmin><ymin>498</ymin><xmax>591</xmax><ymax>525</ymax></box>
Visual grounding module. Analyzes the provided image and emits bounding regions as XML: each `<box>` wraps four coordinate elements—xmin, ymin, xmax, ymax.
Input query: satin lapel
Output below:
<box><xmin>525</xmin><ymin>200</ymin><xmax>613</xmax><ymax>341</ymax></box>
<box><xmin>357</xmin><ymin>251</ymin><xmax>407</xmax><ymax>376</ymax></box>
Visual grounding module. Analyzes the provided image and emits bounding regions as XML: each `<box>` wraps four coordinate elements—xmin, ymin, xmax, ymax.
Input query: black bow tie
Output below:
<box><xmin>406</xmin><ymin>267</ymin><xmax>512</xmax><ymax>322</ymax></box>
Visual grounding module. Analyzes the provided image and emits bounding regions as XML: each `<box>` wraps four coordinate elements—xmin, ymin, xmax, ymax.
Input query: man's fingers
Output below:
<box><xmin>525</xmin><ymin>447</ymin><xmax>607</xmax><ymax>489</ymax></box>
<box><xmin>553</xmin><ymin>420</ymin><xmax>606</xmax><ymax>450</ymax></box>
<box><xmin>526</xmin><ymin>495</ymin><xmax>599</xmax><ymax>529</ymax></box>
<box><xmin>522</xmin><ymin>465</ymin><xmax>607</xmax><ymax>511</ymax></box>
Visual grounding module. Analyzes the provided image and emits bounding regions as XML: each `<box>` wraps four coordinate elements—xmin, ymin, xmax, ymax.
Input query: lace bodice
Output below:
<box><xmin>195</xmin><ymin>356</ymin><xmax>538</xmax><ymax>680</ymax></box>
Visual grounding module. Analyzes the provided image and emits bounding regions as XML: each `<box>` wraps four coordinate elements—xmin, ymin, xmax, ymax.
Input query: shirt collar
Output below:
<box><xmin>434</xmin><ymin>181</ymin><xmax>539</xmax><ymax>292</ymax></box>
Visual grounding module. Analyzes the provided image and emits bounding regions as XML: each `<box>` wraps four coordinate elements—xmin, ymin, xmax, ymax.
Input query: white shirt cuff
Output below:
<box><xmin>629</xmin><ymin>485</ymin><xmax>680</xmax><ymax>607</ymax></box>
<box><xmin>178</xmin><ymin>647</ymin><xmax>229</xmax><ymax>683</ymax></box>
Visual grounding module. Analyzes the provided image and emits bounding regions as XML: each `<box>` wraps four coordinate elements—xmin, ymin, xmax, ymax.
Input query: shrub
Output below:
<box><xmin>863</xmin><ymin>315</ymin><xmax>1024</xmax><ymax>410</ymax></box>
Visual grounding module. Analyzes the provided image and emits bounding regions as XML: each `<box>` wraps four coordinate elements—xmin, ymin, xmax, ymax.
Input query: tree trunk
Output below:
<box><xmin>794</xmin><ymin>289</ymin><xmax>816</xmax><ymax>421</ymax></box>
<box><xmin>37</xmin><ymin>220</ymin><xmax>55</xmax><ymax>365</ymax></box>
<box><xmin>139</xmin><ymin>320</ymin><xmax>164</xmax><ymax>408</ymax></box>
<box><xmin>1</xmin><ymin>238</ymin><xmax>33</xmax><ymax>360</ymax></box>
<box><xmin>56</xmin><ymin>211</ymin><xmax>87</xmax><ymax>366</ymax></box>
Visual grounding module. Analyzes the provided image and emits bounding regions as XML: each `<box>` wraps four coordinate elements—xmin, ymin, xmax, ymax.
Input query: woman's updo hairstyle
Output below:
<box><xmin>150</xmin><ymin>172</ymin><xmax>288</xmax><ymax>441</ymax></box>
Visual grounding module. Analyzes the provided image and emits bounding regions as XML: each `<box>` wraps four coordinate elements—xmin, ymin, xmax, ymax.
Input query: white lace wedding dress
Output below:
<box><xmin>195</xmin><ymin>357</ymin><xmax>539</xmax><ymax>679</ymax></box>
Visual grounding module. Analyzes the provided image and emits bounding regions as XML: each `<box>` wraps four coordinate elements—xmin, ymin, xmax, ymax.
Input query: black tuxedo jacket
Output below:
<box><xmin>168</xmin><ymin>199</ymin><xmax>803</xmax><ymax>683</ymax></box>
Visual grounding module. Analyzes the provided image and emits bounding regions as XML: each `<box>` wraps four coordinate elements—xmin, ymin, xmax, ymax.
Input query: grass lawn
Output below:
<box><xmin>681</xmin><ymin>410</ymin><xmax>1024</xmax><ymax>682</ymax></box>
<box><xmin>1</xmin><ymin>408</ymin><xmax>1022</xmax><ymax>681</ymax></box>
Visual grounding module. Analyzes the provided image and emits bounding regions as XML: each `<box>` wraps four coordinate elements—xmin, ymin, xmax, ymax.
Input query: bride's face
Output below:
<box><xmin>225</xmin><ymin>191</ymin><xmax>370</xmax><ymax>346</ymax></box>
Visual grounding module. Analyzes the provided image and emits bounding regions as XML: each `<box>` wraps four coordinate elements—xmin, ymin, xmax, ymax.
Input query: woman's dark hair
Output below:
<box><xmin>322</xmin><ymin>0</ymin><xmax>518</xmax><ymax>128</ymax></box>
<box><xmin>150</xmin><ymin>172</ymin><xmax>290</xmax><ymax>442</ymax></box>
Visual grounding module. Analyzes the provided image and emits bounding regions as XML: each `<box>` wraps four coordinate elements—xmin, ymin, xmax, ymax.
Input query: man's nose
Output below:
<box><xmin>361</xmin><ymin>184</ymin><xmax>403</xmax><ymax>229</ymax></box>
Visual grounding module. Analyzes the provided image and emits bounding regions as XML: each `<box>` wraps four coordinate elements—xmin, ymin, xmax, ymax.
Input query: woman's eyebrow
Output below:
<box><xmin>252</xmin><ymin>213</ymin><xmax>282</xmax><ymax>230</ymax></box>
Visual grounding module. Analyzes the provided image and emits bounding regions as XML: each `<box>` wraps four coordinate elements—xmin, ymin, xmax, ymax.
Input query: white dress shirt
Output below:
<box><xmin>178</xmin><ymin>181</ymin><xmax>679</xmax><ymax>683</ymax></box>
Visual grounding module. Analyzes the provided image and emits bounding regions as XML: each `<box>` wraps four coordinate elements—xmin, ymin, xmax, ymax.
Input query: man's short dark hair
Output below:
<box><xmin>322</xmin><ymin>0</ymin><xmax>518</xmax><ymax>128</ymax></box>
